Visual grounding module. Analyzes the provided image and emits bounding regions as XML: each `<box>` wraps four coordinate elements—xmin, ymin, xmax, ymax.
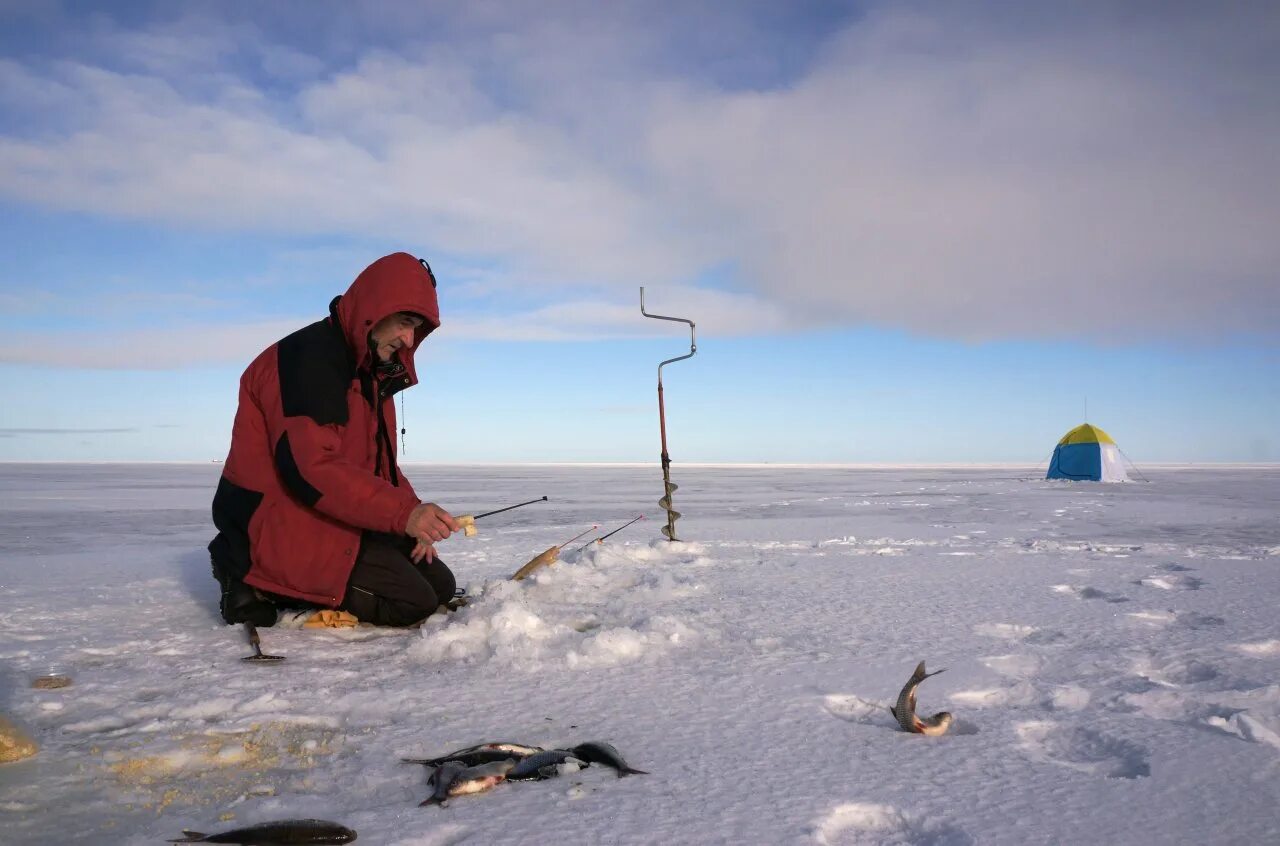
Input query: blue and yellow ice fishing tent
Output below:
<box><xmin>1046</xmin><ymin>423</ymin><xmax>1128</xmax><ymax>482</ymax></box>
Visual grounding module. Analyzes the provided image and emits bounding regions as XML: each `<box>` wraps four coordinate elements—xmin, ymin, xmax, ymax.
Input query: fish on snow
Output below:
<box><xmin>889</xmin><ymin>661</ymin><xmax>953</xmax><ymax>736</ymax></box>
<box><xmin>168</xmin><ymin>819</ymin><xmax>356</xmax><ymax>844</ymax></box>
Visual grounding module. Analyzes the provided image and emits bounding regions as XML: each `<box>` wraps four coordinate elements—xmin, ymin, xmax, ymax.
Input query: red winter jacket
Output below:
<box><xmin>209</xmin><ymin>253</ymin><xmax>440</xmax><ymax>606</ymax></box>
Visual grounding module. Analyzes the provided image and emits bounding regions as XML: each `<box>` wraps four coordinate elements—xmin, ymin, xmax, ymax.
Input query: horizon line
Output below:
<box><xmin>0</xmin><ymin>460</ymin><xmax>1276</xmax><ymax>469</ymax></box>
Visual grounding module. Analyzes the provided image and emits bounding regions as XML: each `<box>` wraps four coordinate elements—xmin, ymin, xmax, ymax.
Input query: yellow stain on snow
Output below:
<box><xmin>103</xmin><ymin>722</ymin><xmax>342</xmax><ymax>812</ymax></box>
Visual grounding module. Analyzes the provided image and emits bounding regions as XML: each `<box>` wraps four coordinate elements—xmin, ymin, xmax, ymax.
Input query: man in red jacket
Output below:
<box><xmin>209</xmin><ymin>252</ymin><xmax>460</xmax><ymax>627</ymax></box>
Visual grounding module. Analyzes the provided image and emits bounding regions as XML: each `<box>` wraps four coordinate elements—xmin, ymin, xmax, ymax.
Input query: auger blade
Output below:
<box><xmin>642</xmin><ymin>288</ymin><xmax>696</xmax><ymax>543</ymax></box>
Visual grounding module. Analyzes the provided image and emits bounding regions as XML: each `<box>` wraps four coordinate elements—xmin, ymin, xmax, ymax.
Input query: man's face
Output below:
<box><xmin>370</xmin><ymin>312</ymin><xmax>425</xmax><ymax>362</ymax></box>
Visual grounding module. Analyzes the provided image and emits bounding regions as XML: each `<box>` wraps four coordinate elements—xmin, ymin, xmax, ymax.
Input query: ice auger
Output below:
<box><xmin>640</xmin><ymin>287</ymin><xmax>697</xmax><ymax>541</ymax></box>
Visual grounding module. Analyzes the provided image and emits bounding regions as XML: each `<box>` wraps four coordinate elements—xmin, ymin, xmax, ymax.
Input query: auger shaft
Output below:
<box><xmin>657</xmin><ymin>380</ymin><xmax>679</xmax><ymax>540</ymax></box>
<box><xmin>640</xmin><ymin>287</ymin><xmax>697</xmax><ymax>541</ymax></box>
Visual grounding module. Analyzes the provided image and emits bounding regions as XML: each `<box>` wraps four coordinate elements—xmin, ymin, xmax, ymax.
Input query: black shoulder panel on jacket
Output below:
<box><xmin>209</xmin><ymin>475</ymin><xmax>264</xmax><ymax>581</ymax></box>
<box><xmin>278</xmin><ymin>318</ymin><xmax>352</xmax><ymax>425</ymax></box>
<box><xmin>275</xmin><ymin>432</ymin><xmax>323</xmax><ymax>508</ymax></box>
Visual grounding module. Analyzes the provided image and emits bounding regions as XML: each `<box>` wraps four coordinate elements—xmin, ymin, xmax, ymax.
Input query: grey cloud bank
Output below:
<box><xmin>0</xmin><ymin>427</ymin><xmax>138</xmax><ymax>435</ymax></box>
<box><xmin>1</xmin><ymin>1</ymin><xmax>1276</xmax><ymax>343</ymax></box>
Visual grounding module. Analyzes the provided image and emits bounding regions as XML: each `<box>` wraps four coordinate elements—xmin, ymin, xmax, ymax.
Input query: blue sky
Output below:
<box><xmin>1</xmin><ymin>1</ymin><xmax>1277</xmax><ymax>463</ymax></box>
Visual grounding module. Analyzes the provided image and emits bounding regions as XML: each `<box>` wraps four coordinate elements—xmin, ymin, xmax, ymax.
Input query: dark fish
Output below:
<box><xmin>168</xmin><ymin>819</ymin><xmax>356</xmax><ymax>844</ymax></box>
<box><xmin>404</xmin><ymin>742</ymin><xmax>543</xmax><ymax>768</ymax></box>
<box><xmin>506</xmin><ymin>749</ymin><xmax>586</xmax><ymax>781</ymax></box>
<box><xmin>403</xmin><ymin>748</ymin><xmax>521</xmax><ymax>768</ymax></box>
<box><xmin>569</xmin><ymin>741</ymin><xmax>648</xmax><ymax>776</ymax></box>
<box><xmin>889</xmin><ymin>660</ymin><xmax>953</xmax><ymax>736</ymax></box>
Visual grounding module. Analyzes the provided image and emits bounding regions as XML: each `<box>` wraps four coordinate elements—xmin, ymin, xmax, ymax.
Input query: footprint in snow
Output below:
<box><xmin>1130</xmin><ymin>610</ymin><xmax>1224</xmax><ymax>629</ymax></box>
<box><xmin>979</xmin><ymin>653</ymin><xmax>1042</xmax><ymax>678</ymax></box>
<box><xmin>1233</xmin><ymin>639</ymin><xmax>1280</xmax><ymax>657</ymax></box>
<box><xmin>811</xmin><ymin>802</ymin><xmax>973</xmax><ymax>846</ymax></box>
<box><xmin>1119</xmin><ymin>692</ymin><xmax>1280</xmax><ymax>751</ymax></box>
<box><xmin>1136</xmin><ymin>574</ymin><xmax>1204</xmax><ymax>591</ymax></box>
<box><xmin>1130</xmin><ymin>655</ymin><xmax>1221</xmax><ymax>688</ymax></box>
<box><xmin>948</xmin><ymin>652</ymin><xmax>1050</xmax><ymax>711</ymax></box>
<box><xmin>1125</xmin><ymin>610</ymin><xmax>1177</xmax><ymax>626</ymax></box>
<box><xmin>388</xmin><ymin>823</ymin><xmax>471</xmax><ymax>846</ymax></box>
<box><xmin>1180</xmin><ymin>612</ymin><xmax>1225</xmax><ymax>629</ymax></box>
<box><xmin>1024</xmin><ymin>630</ymin><xmax>1069</xmax><ymax>646</ymax></box>
<box><xmin>1203</xmin><ymin>712</ymin><xmax>1280</xmax><ymax>752</ymax></box>
<box><xmin>1045</xmin><ymin>685</ymin><xmax>1092</xmax><ymax>712</ymax></box>
<box><xmin>973</xmin><ymin>622</ymin><xmax>1036</xmax><ymax>640</ymax></box>
<box><xmin>1051</xmin><ymin>584</ymin><xmax>1130</xmax><ymax>603</ymax></box>
<box><xmin>1016</xmin><ymin>721</ymin><xmax>1150</xmax><ymax>779</ymax></box>
<box><xmin>949</xmin><ymin>683</ymin><xmax>1038</xmax><ymax>710</ymax></box>
<box><xmin>822</xmin><ymin>695</ymin><xmax>897</xmax><ymax>729</ymax></box>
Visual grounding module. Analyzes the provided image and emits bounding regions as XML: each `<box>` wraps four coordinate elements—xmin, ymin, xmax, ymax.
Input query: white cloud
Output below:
<box><xmin>0</xmin><ymin>319</ymin><xmax>303</xmax><ymax>369</ymax></box>
<box><xmin>444</xmin><ymin>285</ymin><xmax>791</xmax><ymax>341</ymax></box>
<box><xmin>0</xmin><ymin>286</ymin><xmax>778</xmax><ymax>368</ymax></box>
<box><xmin>0</xmin><ymin>3</ymin><xmax>1277</xmax><ymax>344</ymax></box>
<box><xmin>646</xmin><ymin>5</ymin><xmax>1280</xmax><ymax>341</ymax></box>
<box><xmin>0</xmin><ymin>56</ymin><xmax>703</xmax><ymax>284</ymax></box>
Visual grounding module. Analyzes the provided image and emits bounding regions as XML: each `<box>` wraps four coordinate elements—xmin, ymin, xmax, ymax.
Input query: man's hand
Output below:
<box><xmin>410</xmin><ymin>538</ymin><xmax>435</xmax><ymax>564</ymax></box>
<box><xmin>405</xmin><ymin>502</ymin><xmax>460</xmax><ymax>550</ymax></box>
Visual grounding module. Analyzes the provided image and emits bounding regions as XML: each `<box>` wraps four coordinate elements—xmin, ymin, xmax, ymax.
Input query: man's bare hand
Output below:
<box><xmin>405</xmin><ymin>503</ymin><xmax>460</xmax><ymax>545</ymax></box>
<box><xmin>410</xmin><ymin>538</ymin><xmax>435</xmax><ymax>564</ymax></box>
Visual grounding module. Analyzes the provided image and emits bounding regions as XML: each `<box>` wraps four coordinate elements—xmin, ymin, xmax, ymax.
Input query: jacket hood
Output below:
<box><xmin>333</xmin><ymin>252</ymin><xmax>440</xmax><ymax>378</ymax></box>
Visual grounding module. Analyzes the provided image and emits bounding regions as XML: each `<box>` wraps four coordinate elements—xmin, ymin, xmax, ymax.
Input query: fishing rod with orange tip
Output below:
<box><xmin>510</xmin><ymin>525</ymin><xmax>599</xmax><ymax>581</ymax></box>
<box><xmin>573</xmin><ymin>514</ymin><xmax>646</xmax><ymax>554</ymax></box>
<box><xmin>455</xmin><ymin>496</ymin><xmax>549</xmax><ymax>536</ymax></box>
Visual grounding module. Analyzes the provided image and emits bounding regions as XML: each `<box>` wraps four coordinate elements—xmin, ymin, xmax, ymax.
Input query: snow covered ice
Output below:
<box><xmin>1</xmin><ymin>463</ymin><xmax>1278</xmax><ymax>844</ymax></box>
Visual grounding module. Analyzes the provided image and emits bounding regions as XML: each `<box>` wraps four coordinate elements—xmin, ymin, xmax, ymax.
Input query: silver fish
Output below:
<box><xmin>168</xmin><ymin>819</ymin><xmax>356</xmax><ymax>843</ymax></box>
<box><xmin>507</xmin><ymin>749</ymin><xmax>586</xmax><ymax>781</ymax></box>
<box><xmin>889</xmin><ymin>661</ymin><xmax>953</xmax><ymax>736</ymax></box>
<box><xmin>569</xmin><ymin>741</ymin><xmax>648</xmax><ymax>776</ymax></box>
<box><xmin>443</xmin><ymin>759</ymin><xmax>517</xmax><ymax>798</ymax></box>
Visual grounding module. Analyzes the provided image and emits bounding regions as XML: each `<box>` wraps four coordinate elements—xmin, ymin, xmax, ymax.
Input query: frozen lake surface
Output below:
<box><xmin>1</xmin><ymin>463</ymin><xmax>1278</xmax><ymax>844</ymax></box>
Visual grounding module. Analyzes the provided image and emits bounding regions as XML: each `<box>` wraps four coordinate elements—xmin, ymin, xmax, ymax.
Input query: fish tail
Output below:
<box><xmin>620</xmin><ymin>766</ymin><xmax>649</xmax><ymax>776</ymax></box>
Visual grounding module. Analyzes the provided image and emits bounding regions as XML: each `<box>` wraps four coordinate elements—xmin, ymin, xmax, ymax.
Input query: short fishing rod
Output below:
<box><xmin>558</xmin><ymin>525</ymin><xmax>599</xmax><ymax>548</ymax></box>
<box><xmin>476</xmin><ymin>496</ymin><xmax>548</xmax><ymax>519</ymax></box>
<box><xmin>574</xmin><ymin>514</ymin><xmax>646</xmax><ymax>553</ymax></box>
<box><xmin>457</xmin><ymin>496</ymin><xmax>548</xmax><ymax>536</ymax></box>
<box><xmin>511</xmin><ymin>525</ymin><xmax>599</xmax><ymax>581</ymax></box>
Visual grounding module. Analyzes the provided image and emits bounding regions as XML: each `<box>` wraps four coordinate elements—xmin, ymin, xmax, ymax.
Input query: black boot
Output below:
<box><xmin>210</xmin><ymin>555</ymin><xmax>277</xmax><ymax>627</ymax></box>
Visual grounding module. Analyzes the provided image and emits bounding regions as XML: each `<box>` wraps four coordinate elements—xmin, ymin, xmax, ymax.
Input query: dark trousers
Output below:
<box><xmin>339</xmin><ymin>533</ymin><xmax>456</xmax><ymax>627</ymax></box>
